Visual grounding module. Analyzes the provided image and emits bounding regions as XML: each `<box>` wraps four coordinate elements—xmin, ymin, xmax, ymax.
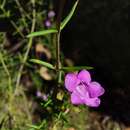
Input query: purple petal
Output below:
<box><xmin>45</xmin><ymin>20</ymin><xmax>51</xmax><ymax>27</ymax></box>
<box><xmin>71</xmin><ymin>90</ymin><xmax>84</xmax><ymax>105</ymax></box>
<box><xmin>88</xmin><ymin>82</ymin><xmax>105</xmax><ymax>98</ymax></box>
<box><xmin>42</xmin><ymin>95</ymin><xmax>48</xmax><ymax>101</ymax></box>
<box><xmin>48</xmin><ymin>10</ymin><xmax>55</xmax><ymax>18</ymax></box>
<box><xmin>75</xmin><ymin>84</ymin><xmax>89</xmax><ymax>99</ymax></box>
<box><xmin>84</xmin><ymin>97</ymin><xmax>101</xmax><ymax>107</ymax></box>
<box><xmin>65</xmin><ymin>73</ymin><xmax>79</xmax><ymax>92</ymax></box>
<box><xmin>77</xmin><ymin>70</ymin><xmax>91</xmax><ymax>84</ymax></box>
<box><xmin>36</xmin><ymin>91</ymin><xmax>42</xmax><ymax>97</ymax></box>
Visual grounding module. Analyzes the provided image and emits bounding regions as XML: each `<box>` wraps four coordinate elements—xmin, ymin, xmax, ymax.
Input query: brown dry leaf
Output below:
<box><xmin>67</xmin><ymin>128</ymin><xmax>76</xmax><ymax>130</ymax></box>
<box><xmin>39</xmin><ymin>67</ymin><xmax>52</xmax><ymax>80</ymax></box>
<box><xmin>36</xmin><ymin>43</ymin><xmax>51</xmax><ymax>59</ymax></box>
<box><xmin>125</xmin><ymin>128</ymin><xmax>130</xmax><ymax>130</ymax></box>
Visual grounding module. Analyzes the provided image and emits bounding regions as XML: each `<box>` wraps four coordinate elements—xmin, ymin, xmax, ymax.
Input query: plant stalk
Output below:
<box><xmin>56</xmin><ymin>0</ymin><xmax>66</xmax><ymax>69</ymax></box>
<box><xmin>56</xmin><ymin>0</ymin><xmax>66</xmax><ymax>83</ymax></box>
<box><xmin>15</xmin><ymin>0</ymin><xmax>36</xmax><ymax>91</ymax></box>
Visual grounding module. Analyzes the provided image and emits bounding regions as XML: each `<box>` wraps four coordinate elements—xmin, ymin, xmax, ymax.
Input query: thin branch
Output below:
<box><xmin>0</xmin><ymin>52</ymin><xmax>12</xmax><ymax>98</ymax></box>
<box><xmin>14</xmin><ymin>0</ymin><xmax>31</xmax><ymax>20</ymax></box>
<box><xmin>56</xmin><ymin>0</ymin><xmax>66</xmax><ymax>70</ymax></box>
<box><xmin>15</xmin><ymin>0</ymin><xmax>36</xmax><ymax>91</ymax></box>
<box><xmin>10</xmin><ymin>20</ymin><xmax>25</xmax><ymax>38</ymax></box>
<box><xmin>55</xmin><ymin>0</ymin><xmax>66</xmax><ymax>84</ymax></box>
<box><xmin>14</xmin><ymin>0</ymin><xmax>31</xmax><ymax>33</ymax></box>
<box><xmin>0</xmin><ymin>7</ymin><xmax>25</xmax><ymax>38</ymax></box>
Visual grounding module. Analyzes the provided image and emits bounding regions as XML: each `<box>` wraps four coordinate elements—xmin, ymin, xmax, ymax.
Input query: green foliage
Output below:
<box><xmin>60</xmin><ymin>0</ymin><xmax>79</xmax><ymax>30</ymax></box>
<box><xmin>30</xmin><ymin>59</ymin><xmax>55</xmax><ymax>70</ymax></box>
<box><xmin>27</xmin><ymin>0</ymin><xmax>79</xmax><ymax>38</ymax></box>
<box><xmin>0</xmin><ymin>0</ymin><xmax>93</xmax><ymax>130</ymax></box>
<box><xmin>27</xmin><ymin>29</ymin><xmax>58</xmax><ymax>38</ymax></box>
<box><xmin>61</xmin><ymin>66</ymin><xmax>93</xmax><ymax>72</ymax></box>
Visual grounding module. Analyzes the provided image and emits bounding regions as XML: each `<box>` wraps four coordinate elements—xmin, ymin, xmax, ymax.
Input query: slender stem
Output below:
<box><xmin>0</xmin><ymin>52</ymin><xmax>13</xmax><ymax>113</ymax></box>
<box><xmin>56</xmin><ymin>0</ymin><xmax>66</xmax><ymax>70</ymax></box>
<box><xmin>10</xmin><ymin>20</ymin><xmax>25</xmax><ymax>38</ymax></box>
<box><xmin>14</xmin><ymin>0</ymin><xmax>31</xmax><ymax>20</ymax></box>
<box><xmin>15</xmin><ymin>0</ymin><xmax>36</xmax><ymax>91</ymax></box>
<box><xmin>0</xmin><ymin>52</ymin><xmax>12</xmax><ymax>92</ymax></box>
<box><xmin>0</xmin><ymin>7</ymin><xmax>25</xmax><ymax>38</ymax></box>
<box><xmin>1</xmin><ymin>0</ymin><xmax>6</xmax><ymax>9</ymax></box>
<box><xmin>0</xmin><ymin>37</ymin><xmax>13</xmax><ymax>127</ymax></box>
<box><xmin>56</xmin><ymin>31</ymin><xmax>61</xmax><ymax>70</ymax></box>
<box><xmin>14</xmin><ymin>0</ymin><xmax>31</xmax><ymax>33</ymax></box>
<box><xmin>55</xmin><ymin>0</ymin><xmax>66</xmax><ymax>84</ymax></box>
<box><xmin>0</xmin><ymin>53</ymin><xmax>10</xmax><ymax>77</ymax></box>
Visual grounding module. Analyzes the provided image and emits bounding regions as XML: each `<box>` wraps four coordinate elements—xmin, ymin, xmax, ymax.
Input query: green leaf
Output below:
<box><xmin>27</xmin><ymin>124</ymin><xmax>39</xmax><ymax>129</ymax></box>
<box><xmin>61</xmin><ymin>66</ymin><xmax>93</xmax><ymax>71</ymax></box>
<box><xmin>30</xmin><ymin>59</ymin><xmax>55</xmax><ymax>70</ymax></box>
<box><xmin>27</xmin><ymin>0</ymin><xmax>78</xmax><ymax>38</ymax></box>
<box><xmin>60</xmin><ymin>0</ymin><xmax>79</xmax><ymax>30</ymax></box>
<box><xmin>43</xmin><ymin>99</ymin><xmax>52</xmax><ymax>107</ymax></box>
<box><xmin>27</xmin><ymin>29</ymin><xmax>57</xmax><ymax>38</ymax></box>
<box><xmin>30</xmin><ymin>71</ymin><xmax>42</xmax><ymax>88</ymax></box>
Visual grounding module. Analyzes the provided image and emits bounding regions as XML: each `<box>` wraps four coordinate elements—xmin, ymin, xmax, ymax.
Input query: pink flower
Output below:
<box><xmin>36</xmin><ymin>91</ymin><xmax>42</xmax><ymax>97</ymax></box>
<box><xmin>44</xmin><ymin>19</ymin><xmax>51</xmax><ymax>28</ymax></box>
<box><xmin>36</xmin><ymin>91</ymin><xmax>48</xmax><ymax>101</ymax></box>
<box><xmin>48</xmin><ymin>10</ymin><xmax>55</xmax><ymax>18</ymax></box>
<box><xmin>65</xmin><ymin>70</ymin><xmax>105</xmax><ymax>107</ymax></box>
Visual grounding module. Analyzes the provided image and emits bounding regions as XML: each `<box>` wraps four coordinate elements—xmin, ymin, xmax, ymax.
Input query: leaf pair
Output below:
<box><xmin>30</xmin><ymin>59</ymin><xmax>93</xmax><ymax>72</ymax></box>
<box><xmin>29</xmin><ymin>0</ymin><xmax>93</xmax><ymax>72</ymax></box>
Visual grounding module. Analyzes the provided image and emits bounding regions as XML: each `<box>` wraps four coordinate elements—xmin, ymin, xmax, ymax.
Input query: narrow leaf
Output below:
<box><xmin>44</xmin><ymin>99</ymin><xmax>52</xmax><ymax>107</ymax></box>
<box><xmin>27</xmin><ymin>124</ymin><xmax>39</xmax><ymax>129</ymax></box>
<box><xmin>30</xmin><ymin>59</ymin><xmax>55</xmax><ymax>70</ymax></box>
<box><xmin>61</xmin><ymin>66</ymin><xmax>93</xmax><ymax>71</ymax></box>
<box><xmin>60</xmin><ymin>0</ymin><xmax>79</xmax><ymax>30</ymax></box>
<box><xmin>27</xmin><ymin>0</ymin><xmax>78</xmax><ymax>38</ymax></box>
<box><xmin>27</xmin><ymin>29</ymin><xmax>57</xmax><ymax>38</ymax></box>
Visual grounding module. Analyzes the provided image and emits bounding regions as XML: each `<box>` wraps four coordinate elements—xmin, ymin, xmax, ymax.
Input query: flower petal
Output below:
<box><xmin>65</xmin><ymin>73</ymin><xmax>79</xmax><ymax>92</ymax></box>
<box><xmin>77</xmin><ymin>70</ymin><xmax>91</xmax><ymax>84</ymax></box>
<box><xmin>84</xmin><ymin>97</ymin><xmax>101</xmax><ymax>107</ymax></box>
<box><xmin>75</xmin><ymin>84</ymin><xmax>89</xmax><ymax>99</ymax></box>
<box><xmin>88</xmin><ymin>82</ymin><xmax>105</xmax><ymax>98</ymax></box>
<box><xmin>71</xmin><ymin>90</ymin><xmax>84</xmax><ymax>105</ymax></box>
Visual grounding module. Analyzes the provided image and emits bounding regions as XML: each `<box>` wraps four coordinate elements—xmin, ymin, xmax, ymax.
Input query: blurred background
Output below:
<box><xmin>0</xmin><ymin>0</ymin><xmax>129</xmax><ymax>130</ymax></box>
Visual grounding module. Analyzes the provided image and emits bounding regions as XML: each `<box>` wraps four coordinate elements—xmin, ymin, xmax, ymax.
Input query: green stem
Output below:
<box><xmin>1</xmin><ymin>0</ymin><xmax>6</xmax><ymax>9</ymax></box>
<box><xmin>10</xmin><ymin>20</ymin><xmax>25</xmax><ymax>38</ymax></box>
<box><xmin>56</xmin><ymin>0</ymin><xmax>66</xmax><ymax>83</ymax></box>
<box><xmin>0</xmin><ymin>7</ymin><xmax>25</xmax><ymax>38</ymax></box>
<box><xmin>56</xmin><ymin>31</ymin><xmax>61</xmax><ymax>70</ymax></box>
<box><xmin>0</xmin><ymin>52</ymin><xmax>13</xmax><ymax>119</ymax></box>
<box><xmin>0</xmin><ymin>52</ymin><xmax>12</xmax><ymax>93</ymax></box>
<box><xmin>14</xmin><ymin>0</ymin><xmax>31</xmax><ymax>20</ymax></box>
<box><xmin>15</xmin><ymin>0</ymin><xmax>36</xmax><ymax>91</ymax></box>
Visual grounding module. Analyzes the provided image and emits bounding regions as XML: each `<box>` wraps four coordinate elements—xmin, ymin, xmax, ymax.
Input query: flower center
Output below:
<box><xmin>76</xmin><ymin>83</ymin><xmax>89</xmax><ymax>100</ymax></box>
